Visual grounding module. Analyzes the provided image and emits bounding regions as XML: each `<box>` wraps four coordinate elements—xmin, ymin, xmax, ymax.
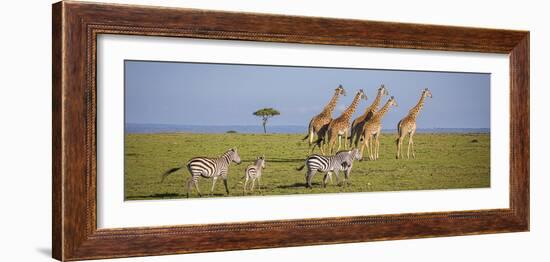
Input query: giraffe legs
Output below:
<box><xmin>396</xmin><ymin>129</ymin><xmax>417</xmax><ymax>160</ymax></box>
<box><xmin>374</xmin><ymin>133</ymin><xmax>380</xmax><ymax>160</ymax></box>
<box><xmin>361</xmin><ymin>135</ymin><xmax>373</xmax><ymax>161</ymax></box>
<box><xmin>322</xmin><ymin>131</ymin><xmax>330</xmax><ymax>155</ymax></box>
<box><xmin>359</xmin><ymin>139</ymin><xmax>367</xmax><ymax>161</ymax></box>
<box><xmin>308</xmin><ymin>126</ymin><xmax>327</xmax><ymax>154</ymax></box>
<box><xmin>396</xmin><ymin>135</ymin><xmax>404</xmax><ymax>159</ymax></box>
<box><xmin>371</xmin><ymin>133</ymin><xmax>376</xmax><ymax>160</ymax></box>
<box><xmin>344</xmin><ymin>129</ymin><xmax>349</xmax><ymax>149</ymax></box>
<box><xmin>377</xmin><ymin>136</ymin><xmax>381</xmax><ymax>160</ymax></box>
<box><xmin>351</xmin><ymin>126</ymin><xmax>358</xmax><ymax>148</ymax></box>
<box><xmin>310</xmin><ymin>134</ymin><xmax>325</xmax><ymax>154</ymax></box>
<box><xmin>329</xmin><ymin>134</ymin><xmax>338</xmax><ymax>155</ymax></box>
<box><xmin>406</xmin><ymin>137</ymin><xmax>410</xmax><ymax>159</ymax></box>
<box><xmin>369</xmin><ymin>135</ymin><xmax>375</xmax><ymax>160</ymax></box>
<box><xmin>411</xmin><ymin>137</ymin><xmax>416</xmax><ymax>159</ymax></box>
<box><xmin>310</xmin><ymin>143</ymin><xmax>317</xmax><ymax>154</ymax></box>
<box><xmin>326</xmin><ymin>131</ymin><xmax>334</xmax><ymax>155</ymax></box>
<box><xmin>397</xmin><ymin>138</ymin><xmax>402</xmax><ymax>159</ymax></box>
<box><xmin>396</xmin><ymin>139</ymin><xmax>399</xmax><ymax>159</ymax></box>
<box><xmin>354</xmin><ymin>124</ymin><xmax>365</xmax><ymax>148</ymax></box>
<box><xmin>410</xmin><ymin>130</ymin><xmax>416</xmax><ymax>159</ymax></box>
<box><xmin>407</xmin><ymin>133</ymin><xmax>413</xmax><ymax>159</ymax></box>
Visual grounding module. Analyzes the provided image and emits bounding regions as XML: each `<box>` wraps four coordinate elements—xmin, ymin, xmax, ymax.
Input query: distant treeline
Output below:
<box><xmin>125</xmin><ymin>123</ymin><xmax>489</xmax><ymax>134</ymax></box>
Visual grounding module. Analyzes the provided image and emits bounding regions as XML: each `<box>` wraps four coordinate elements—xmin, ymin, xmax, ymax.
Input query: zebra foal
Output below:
<box><xmin>161</xmin><ymin>148</ymin><xmax>241</xmax><ymax>198</ymax></box>
<box><xmin>243</xmin><ymin>155</ymin><xmax>266</xmax><ymax>194</ymax></box>
<box><xmin>296</xmin><ymin>148</ymin><xmax>362</xmax><ymax>188</ymax></box>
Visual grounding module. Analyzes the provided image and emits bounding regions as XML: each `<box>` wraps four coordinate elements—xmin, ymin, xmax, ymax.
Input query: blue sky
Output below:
<box><xmin>125</xmin><ymin>60</ymin><xmax>490</xmax><ymax>129</ymax></box>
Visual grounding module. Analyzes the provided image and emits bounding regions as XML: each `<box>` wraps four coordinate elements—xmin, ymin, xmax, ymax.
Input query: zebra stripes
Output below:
<box><xmin>243</xmin><ymin>156</ymin><xmax>266</xmax><ymax>194</ymax></box>
<box><xmin>160</xmin><ymin>147</ymin><xmax>365</xmax><ymax>196</ymax></box>
<box><xmin>161</xmin><ymin>148</ymin><xmax>241</xmax><ymax>198</ymax></box>
<box><xmin>297</xmin><ymin>148</ymin><xmax>362</xmax><ymax>188</ymax></box>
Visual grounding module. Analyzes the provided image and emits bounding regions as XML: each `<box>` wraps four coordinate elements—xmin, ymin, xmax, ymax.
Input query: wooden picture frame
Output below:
<box><xmin>52</xmin><ymin>1</ymin><xmax>529</xmax><ymax>261</ymax></box>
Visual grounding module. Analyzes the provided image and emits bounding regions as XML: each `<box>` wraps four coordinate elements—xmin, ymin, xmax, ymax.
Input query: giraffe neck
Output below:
<box><xmin>320</xmin><ymin>91</ymin><xmax>341</xmax><ymax>115</ymax></box>
<box><xmin>365</xmin><ymin>90</ymin><xmax>383</xmax><ymax>113</ymax></box>
<box><xmin>373</xmin><ymin>100</ymin><xmax>393</xmax><ymax>122</ymax></box>
<box><xmin>341</xmin><ymin>93</ymin><xmax>362</xmax><ymax>121</ymax></box>
<box><xmin>409</xmin><ymin>94</ymin><xmax>426</xmax><ymax>119</ymax></box>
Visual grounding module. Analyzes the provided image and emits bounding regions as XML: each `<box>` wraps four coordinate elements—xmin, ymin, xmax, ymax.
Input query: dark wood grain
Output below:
<box><xmin>52</xmin><ymin>3</ymin><xmax>63</xmax><ymax>260</ymax></box>
<box><xmin>509</xmin><ymin>34</ymin><xmax>530</xmax><ymax>226</ymax></box>
<box><xmin>52</xmin><ymin>1</ymin><xmax>530</xmax><ymax>261</ymax></box>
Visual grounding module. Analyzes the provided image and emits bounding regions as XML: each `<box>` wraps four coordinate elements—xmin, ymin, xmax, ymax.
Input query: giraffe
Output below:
<box><xmin>360</xmin><ymin>96</ymin><xmax>398</xmax><ymax>161</ymax></box>
<box><xmin>303</xmin><ymin>85</ymin><xmax>346</xmax><ymax>148</ymax></box>
<box><xmin>350</xmin><ymin>84</ymin><xmax>389</xmax><ymax>148</ymax></box>
<box><xmin>396</xmin><ymin>88</ymin><xmax>433</xmax><ymax>159</ymax></box>
<box><xmin>326</xmin><ymin>89</ymin><xmax>367</xmax><ymax>154</ymax></box>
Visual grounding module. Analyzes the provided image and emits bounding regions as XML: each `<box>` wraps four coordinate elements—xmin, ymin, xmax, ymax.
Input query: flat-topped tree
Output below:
<box><xmin>253</xmin><ymin>108</ymin><xmax>281</xmax><ymax>134</ymax></box>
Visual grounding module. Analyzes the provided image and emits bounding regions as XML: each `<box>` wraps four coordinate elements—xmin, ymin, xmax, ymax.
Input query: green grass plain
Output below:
<box><xmin>124</xmin><ymin>133</ymin><xmax>490</xmax><ymax>200</ymax></box>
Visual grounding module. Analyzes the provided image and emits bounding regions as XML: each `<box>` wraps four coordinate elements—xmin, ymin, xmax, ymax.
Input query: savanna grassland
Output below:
<box><xmin>124</xmin><ymin>132</ymin><xmax>490</xmax><ymax>200</ymax></box>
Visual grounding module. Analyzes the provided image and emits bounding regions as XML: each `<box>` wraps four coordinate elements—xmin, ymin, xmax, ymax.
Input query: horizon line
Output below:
<box><xmin>126</xmin><ymin>123</ymin><xmax>491</xmax><ymax>129</ymax></box>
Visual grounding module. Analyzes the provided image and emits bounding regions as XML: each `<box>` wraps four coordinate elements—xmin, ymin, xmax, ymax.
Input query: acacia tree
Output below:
<box><xmin>253</xmin><ymin>108</ymin><xmax>280</xmax><ymax>134</ymax></box>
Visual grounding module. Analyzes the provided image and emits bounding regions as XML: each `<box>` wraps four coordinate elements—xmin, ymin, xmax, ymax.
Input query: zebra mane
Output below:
<box><xmin>335</xmin><ymin>149</ymin><xmax>353</xmax><ymax>155</ymax></box>
<box><xmin>221</xmin><ymin>149</ymin><xmax>235</xmax><ymax>163</ymax></box>
<box><xmin>335</xmin><ymin>149</ymin><xmax>359</xmax><ymax>163</ymax></box>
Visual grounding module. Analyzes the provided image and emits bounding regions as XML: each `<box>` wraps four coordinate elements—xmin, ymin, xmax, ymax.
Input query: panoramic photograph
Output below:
<box><xmin>124</xmin><ymin>60</ymin><xmax>490</xmax><ymax>200</ymax></box>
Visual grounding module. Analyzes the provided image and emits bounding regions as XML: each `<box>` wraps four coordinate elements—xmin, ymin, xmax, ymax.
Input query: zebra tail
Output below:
<box><xmin>302</xmin><ymin>119</ymin><xmax>313</xmax><ymax>141</ymax></box>
<box><xmin>160</xmin><ymin>166</ymin><xmax>183</xmax><ymax>183</ymax></box>
<box><xmin>296</xmin><ymin>164</ymin><xmax>306</xmax><ymax>171</ymax></box>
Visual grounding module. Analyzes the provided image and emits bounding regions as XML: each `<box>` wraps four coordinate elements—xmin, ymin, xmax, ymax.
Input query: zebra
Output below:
<box><xmin>160</xmin><ymin>148</ymin><xmax>241</xmax><ymax>198</ymax></box>
<box><xmin>243</xmin><ymin>155</ymin><xmax>266</xmax><ymax>194</ymax></box>
<box><xmin>296</xmin><ymin>148</ymin><xmax>362</xmax><ymax>188</ymax></box>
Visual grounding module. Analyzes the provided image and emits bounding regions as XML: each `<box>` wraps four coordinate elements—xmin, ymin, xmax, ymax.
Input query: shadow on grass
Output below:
<box><xmin>276</xmin><ymin>182</ymin><xmax>319</xmax><ymax>189</ymax></box>
<box><xmin>260</xmin><ymin>158</ymin><xmax>304</xmax><ymax>163</ymax></box>
<box><xmin>126</xmin><ymin>192</ymin><xmax>233</xmax><ymax>200</ymax></box>
<box><xmin>126</xmin><ymin>193</ymin><xmax>182</xmax><ymax>200</ymax></box>
<box><xmin>125</xmin><ymin>153</ymin><xmax>140</xmax><ymax>156</ymax></box>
